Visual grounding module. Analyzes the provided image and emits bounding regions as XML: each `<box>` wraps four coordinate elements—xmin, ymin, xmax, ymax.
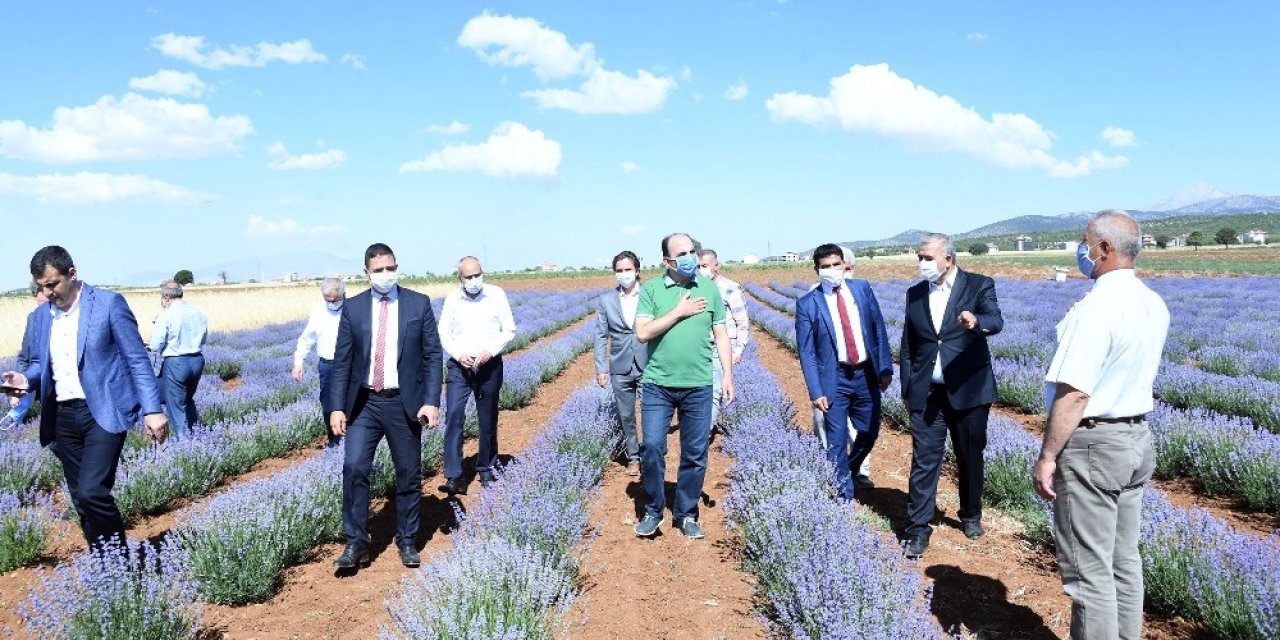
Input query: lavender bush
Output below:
<box><xmin>0</xmin><ymin>489</ymin><xmax>54</xmax><ymax>573</ymax></box>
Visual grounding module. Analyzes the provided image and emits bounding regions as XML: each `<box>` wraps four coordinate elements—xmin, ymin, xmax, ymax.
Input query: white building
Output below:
<box><xmin>1247</xmin><ymin>229</ymin><xmax>1269</xmax><ymax>245</ymax></box>
<box><xmin>781</xmin><ymin>251</ymin><xmax>799</xmax><ymax>263</ymax></box>
<box><xmin>742</xmin><ymin>253</ymin><xmax>761</xmax><ymax>265</ymax></box>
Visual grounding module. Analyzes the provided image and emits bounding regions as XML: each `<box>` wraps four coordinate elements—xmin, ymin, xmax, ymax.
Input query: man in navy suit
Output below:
<box><xmin>795</xmin><ymin>243</ymin><xmax>893</xmax><ymax>502</ymax></box>
<box><xmin>899</xmin><ymin>233</ymin><xmax>1003</xmax><ymax>558</ymax></box>
<box><xmin>328</xmin><ymin>243</ymin><xmax>443</xmax><ymax>570</ymax></box>
<box><xmin>2</xmin><ymin>246</ymin><xmax>168</xmax><ymax>550</ymax></box>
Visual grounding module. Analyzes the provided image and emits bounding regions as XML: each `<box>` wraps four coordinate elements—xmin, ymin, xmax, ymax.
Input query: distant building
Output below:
<box><xmin>1247</xmin><ymin>229</ymin><xmax>1269</xmax><ymax>245</ymax></box>
<box><xmin>1140</xmin><ymin>234</ymin><xmax>1158</xmax><ymax>247</ymax></box>
<box><xmin>986</xmin><ymin>243</ymin><xmax>1001</xmax><ymax>254</ymax></box>
<box><xmin>538</xmin><ymin>260</ymin><xmax>558</xmax><ymax>272</ymax></box>
<box><xmin>742</xmin><ymin>253</ymin><xmax>761</xmax><ymax>265</ymax></box>
<box><xmin>286</xmin><ymin>271</ymin><xmax>302</xmax><ymax>282</ymax></box>
<box><xmin>1058</xmin><ymin>240</ymin><xmax>1080</xmax><ymax>253</ymax></box>
<box><xmin>782</xmin><ymin>251</ymin><xmax>799</xmax><ymax>263</ymax></box>
<box><xmin>1171</xmin><ymin>234</ymin><xmax>1189</xmax><ymax>248</ymax></box>
<box><xmin>1014</xmin><ymin>235</ymin><xmax>1034</xmax><ymax>251</ymax></box>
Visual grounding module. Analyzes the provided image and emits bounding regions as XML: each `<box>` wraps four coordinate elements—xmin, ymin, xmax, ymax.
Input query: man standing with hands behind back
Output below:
<box><xmin>1</xmin><ymin>246</ymin><xmax>168</xmax><ymax>550</ymax></box>
<box><xmin>899</xmin><ymin>233</ymin><xmax>1003</xmax><ymax>559</ymax></box>
<box><xmin>328</xmin><ymin>243</ymin><xmax>442</xmax><ymax>570</ymax></box>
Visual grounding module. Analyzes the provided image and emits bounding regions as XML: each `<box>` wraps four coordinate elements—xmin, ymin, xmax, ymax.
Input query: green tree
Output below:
<box><xmin>1154</xmin><ymin>234</ymin><xmax>1171</xmax><ymax>249</ymax></box>
<box><xmin>1215</xmin><ymin>227</ymin><xmax>1238</xmax><ymax>249</ymax></box>
<box><xmin>968</xmin><ymin>243</ymin><xmax>990</xmax><ymax>256</ymax></box>
<box><xmin>859</xmin><ymin>248</ymin><xmax>876</xmax><ymax>260</ymax></box>
<box><xmin>173</xmin><ymin>269</ymin><xmax>194</xmax><ymax>285</ymax></box>
<box><xmin>1187</xmin><ymin>231</ymin><xmax>1205</xmax><ymax>251</ymax></box>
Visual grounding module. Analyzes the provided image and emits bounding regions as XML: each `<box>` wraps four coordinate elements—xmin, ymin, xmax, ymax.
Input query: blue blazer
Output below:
<box><xmin>330</xmin><ymin>286</ymin><xmax>443</xmax><ymax>422</ymax></box>
<box><xmin>795</xmin><ymin>278</ymin><xmax>893</xmax><ymax>401</ymax></box>
<box><xmin>22</xmin><ymin>284</ymin><xmax>163</xmax><ymax>446</ymax></box>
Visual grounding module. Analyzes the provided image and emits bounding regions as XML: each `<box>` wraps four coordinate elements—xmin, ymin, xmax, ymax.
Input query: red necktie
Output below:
<box><xmin>834</xmin><ymin>287</ymin><xmax>860</xmax><ymax>364</ymax></box>
<box><xmin>372</xmin><ymin>295</ymin><xmax>389</xmax><ymax>392</ymax></box>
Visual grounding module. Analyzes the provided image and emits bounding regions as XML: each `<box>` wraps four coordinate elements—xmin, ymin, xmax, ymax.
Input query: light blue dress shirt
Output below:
<box><xmin>150</xmin><ymin>299</ymin><xmax>209</xmax><ymax>357</ymax></box>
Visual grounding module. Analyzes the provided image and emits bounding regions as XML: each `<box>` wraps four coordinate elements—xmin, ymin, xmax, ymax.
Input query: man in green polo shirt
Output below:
<box><xmin>633</xmin><ymin>232</ymin><xmax>736</xmax><ymax>539</ymax></box>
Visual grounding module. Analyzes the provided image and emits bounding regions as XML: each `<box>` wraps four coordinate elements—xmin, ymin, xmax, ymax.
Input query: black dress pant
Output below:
<box><xmin>341</xmin><ymin>391</ymin><xmax>422</xmax><ymax>547</ymax></box>
<box><xmin>53</xmin><ymin>400</ymin><xmax>128</xmax><ymax>549</ymax></box>
<box><xmin>443</xmin><ymin>357</ymin><xmax>503</xmax><ymax>479</ymax></box>
<box><xmin>905</xmin><ymin>385</ymin><xmax>990</xmax><ymax>538</ymax></box>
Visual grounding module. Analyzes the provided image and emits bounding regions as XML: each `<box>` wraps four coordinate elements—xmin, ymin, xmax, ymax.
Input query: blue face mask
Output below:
<box><xmin>673</xmin><ymin>253</ymin><xmax>699</xmax><ymax>278</ymax></box>
<box><xmin>1076</xmin><ymin>242</ymin><xmax>1097</xmax><ymax>278</ymax></box>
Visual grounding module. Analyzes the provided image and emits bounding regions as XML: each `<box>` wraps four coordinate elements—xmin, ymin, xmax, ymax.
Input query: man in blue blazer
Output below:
<box><xmin>795</xmin><ymin>243</ymin><xmax>893</xmax><ymax>501</ymax></box>
<box><xmin>2</xmin><ymin>246</ymin><xmax>168</xmax><ymax>549</ymax></box>
<box><xmin>328</xmin><ymin>243</ymin><xmax>443</xmax><ymax>570</ymax></box>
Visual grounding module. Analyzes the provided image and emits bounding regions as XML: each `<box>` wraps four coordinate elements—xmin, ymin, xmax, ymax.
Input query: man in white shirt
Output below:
<box><xmin>438</xmin><ymin>256</ymin><xmax>516</xmax><ymax>495</ymax></box>
<box><xmin>1033</xmin><ymin>210</ymin><xmax>1169</xmax><ymax>640</ymax></box>
<box><xmin>594</xmin><ymin>250</ymin><xmax>647</xmax><ymax>476</ymax></box>
<box><xmin>696</xmin><ymin>248</ymin><xmax>750</xmax><ymax>430</ymax></box>
<box><xmin>292</xmin><ymin>277</ymin><xmax>346</xmax><ymax>447</ymax></box>
<box><xmin>150</xmin><ymin>281</ymin><xmax>208</xmax><ymax>439</ymax></box>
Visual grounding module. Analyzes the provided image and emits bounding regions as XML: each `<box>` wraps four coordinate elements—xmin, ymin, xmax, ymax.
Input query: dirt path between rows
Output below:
<box><xmin>204</xmin><ymin>348</ymin><xmax>599</xmax><ymax>639</ymax></box>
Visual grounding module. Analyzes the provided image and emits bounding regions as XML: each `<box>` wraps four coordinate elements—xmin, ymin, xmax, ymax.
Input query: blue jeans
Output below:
<box><xmin>640</xmin><ymin>383</ymin><xmax>712</xmax><ymax>522</ymax></box>
<box><xmin>160</xmin><ymin>353</ymin><xmax>204</xmax><ymax>439</ymax></box>
<box><xmin>822</xmin><ymin>363</ymin><xmax>881</xmax><ymax>501</ymax></box>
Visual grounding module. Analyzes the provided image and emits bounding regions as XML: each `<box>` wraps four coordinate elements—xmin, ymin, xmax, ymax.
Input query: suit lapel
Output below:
<box><xmin>940</xmin><ymin>269</ymin><xmax>968</xmax><ymax>334</ymax></box>
<box><xmin>811</xmin><ymin>289</ymin><xmax>836</xmax><ymax>346</ymax></box>
<box><xmin>397</xmin><ymin>291</ymin><xmax>410</xmax><ymax>359</ymax></box>
<box><xmin>76</xmin><ymin>284</ymin><xmax>93</xmax><ymax>366</ymax></box>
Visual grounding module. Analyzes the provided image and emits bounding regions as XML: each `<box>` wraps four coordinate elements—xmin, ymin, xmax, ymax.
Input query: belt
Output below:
<box><xmin>1079</xmin><ymin>415</ymin><xmax>1146</xmax><ymax>428</ymax></box>
<box><xmin>58</xmin><ymin>398</ymin><xmax>88</xmax><ymax>408</ymax></box>
<box><xmin>837</xmin><ymin>361</ymin><xmax>865</xmax><ymax>372</ymax></box>
<box><xmin>363</xmin><ymin>387</ymin><xmax>400</xmax><ymax>398</ymax></box>
<box><xmin>166</xmin><ymin>352</ymin><xmax>202</xmax><ymax>358</ymax></box>
<box><xmin>318</xmin><ymin>357</ymin><xmax>333</xmax><ymax>364</ymax></box>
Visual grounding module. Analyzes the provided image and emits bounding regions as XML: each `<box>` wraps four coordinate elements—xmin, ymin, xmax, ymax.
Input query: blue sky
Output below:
<box><xmin>1</xmin><ymin>1</ymin><xmax>1277</xmax><ymax>287</ymax></box>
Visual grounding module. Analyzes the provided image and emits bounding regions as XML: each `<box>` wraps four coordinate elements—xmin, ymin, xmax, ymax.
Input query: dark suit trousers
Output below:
<box><xmin>317</xmin><ymin>358</ymin><xmax>340</xmax><ymax>447</ymax></box>
<box><xmin>443</xmin><ymin>357</ymin><xmax>503</xmax><ymax>479</ymax></box>
<box><xmin>906</xmin><ymin>385</ymin><xmax>990</xmax><ymax>537</ymax></box>
<box><xmin>53</xmin><ymin>400</ymin><xmax>127</xmax><ymax>549</ymax></box>
<box><xmin>822</xmin><ymin>362</ymin><xmax>881</xmax><ymax>501</ymax></box>
<box><xmin>342</xmin><ymin>392</ymin><xmax>422</xmax><ymax>547</ymax></box>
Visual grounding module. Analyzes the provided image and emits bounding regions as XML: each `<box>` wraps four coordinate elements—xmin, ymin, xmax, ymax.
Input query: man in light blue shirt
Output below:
<box><xmin>150</xmin><ymin>281</ymin><xmax>208</xmax><ymax>439</ymax></box>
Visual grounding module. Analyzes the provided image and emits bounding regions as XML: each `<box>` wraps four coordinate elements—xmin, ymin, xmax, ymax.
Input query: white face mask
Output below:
<box><xmin>697</xmin><ymin>266</ymin><xmax>714</xmax><ymax>280</ymax></box>
<box><xmin>462</xmin><ymin>275</ymin><xmax>484</xmax><ymax>294</ymax></box>
<box><xmin>818</xmin><ymin>267</ymin><xmax>844</xmax><ymax>287</ymax></box>
<box><xmin>918</xmin><ymin>259</ymin><xmax>943</xmax><ymax>282</ymax></box>
<box><xmin>326</xmin><ymin>300</ymin><xmax>344</xmax><ymax>312</ymax></box>
<box><xmin>369</xmin><ymin>271</ymin><xmax>398</xmax><ymax>294</ymax></box>
<box><xmin>616</xmin><ymin>271</ymin><xmax>637</xmax><ymax>288</ymax></box>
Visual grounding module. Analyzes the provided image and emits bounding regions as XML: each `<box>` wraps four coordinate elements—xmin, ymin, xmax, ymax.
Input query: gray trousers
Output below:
<box><xmin>1053</xmin><ymin>421</ymin><xmax>1154</xmax><ymax>640</ymax></box>
<box><xmin>611</xmin><ymin>365</ymin><xmax>643</xmax><ymax>461</ymax></box>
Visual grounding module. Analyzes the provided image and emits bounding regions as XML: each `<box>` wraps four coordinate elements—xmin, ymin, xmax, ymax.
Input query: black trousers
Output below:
<box><xmin>906</xmin><ymin>385</ymin><xmax>990</xmax><ymax>538</ymax></box>
<box><xmin>443</xmin><ymin>357</ymin><xmax>503</xmax><ymax>479</ymax></box>
<box><xmin>53</xmin><ymin>400</ymin><xmax>128</xmax><ymax>549</ymax></box>
<box><xmin>341</xmin><ymin>391</ymin><xmax>422</xmax><ymax>547</ymax></box>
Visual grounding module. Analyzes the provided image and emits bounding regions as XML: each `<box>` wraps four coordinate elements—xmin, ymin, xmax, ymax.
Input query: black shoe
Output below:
<box><xmin>438</xmin><ymin>477</ymin><xmax>468</xmax><ymax>496</ymax></box>
<box><xmin>396</xmin><ymin>541</ymin><xmax>421</xmax><ymax>568</ymax></box>
<box><xmin>479</xmin><ymin>471</ymin><xmax>496</xmax><ymax>488</ymax></box>
<box><xmin>854</xmin><ymin>474</ymin><xmax>875</xmax><ymax>491</ymax></box>
<box><xmin>903</xmin><ymin>535</ymin><xmax>930</xmax><ymax>560</ymax></box>
<box><xmin>962</xmin><ymin>518</ymin><xmax>985</xmax><ymax>540</ymax></box>
<box><xmin>334</xmin><ymin>544</ymin><xmax>370</xmax><ymax>569</ymax></box>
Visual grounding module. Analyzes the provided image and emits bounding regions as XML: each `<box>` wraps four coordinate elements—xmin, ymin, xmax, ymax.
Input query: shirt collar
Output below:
<box><xmin>50</xmin><ymin>289</ymin><xmax>82</xmax><ymax>319</ymax></box>
<box><xmin>663</xmin><ymin>272</ymin><xmax>695</xmax><ymax>288</ymax></box>
<box><xmin>1091</xmin><ymin>268</ymin><xmax>1137</xmax><ymax>292</ymax></box>
<box><xmin>375</xmin><ymin>284</ymin><xmax>400</xmax><ymax>301</ymax></box>
<box><xmin>820</xmin><ymin>280</ymin><xmax>845</xmax><ymax>294</ymax></box>
<box><xmin>930</xmin><ymin>266</ymin><xmax>958</xmax><ymax>292</ymax></box>
<box><xmin>618</xmin><ymin>285</ymin><xmax>640</xmax><ymax>298</ymax></box>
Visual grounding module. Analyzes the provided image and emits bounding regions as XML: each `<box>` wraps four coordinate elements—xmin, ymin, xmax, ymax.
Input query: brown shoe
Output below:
<box><xmin>626</xmin><ymin>460</ymin><xmax>640</xmax><ymax>477</ymax></box>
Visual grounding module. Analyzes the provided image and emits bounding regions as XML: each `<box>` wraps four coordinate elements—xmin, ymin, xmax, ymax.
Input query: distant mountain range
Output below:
<box><xmin>841</xmin><ymin>186</ymin><xmax>1280</xmax><ymax>249</ymax></box>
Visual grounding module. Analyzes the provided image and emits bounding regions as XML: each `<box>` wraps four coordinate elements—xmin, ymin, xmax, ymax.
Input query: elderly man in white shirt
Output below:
<box><xmin>437</xmin><ymin>256</ymin><xmax>517</xmax><ymax>495</ymax></box>
<box><xmin>1033</xmin><ymin>210</ymin><xmax>1169</xmax><ymax>640</ymax></box>
<box><xmin>292</xmin><ymin>277</ymin><xmax>346</xmax><ymax>447</ymax></box>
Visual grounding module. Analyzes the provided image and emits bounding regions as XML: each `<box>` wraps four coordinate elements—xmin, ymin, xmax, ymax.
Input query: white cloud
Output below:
<box><xmin>523</xmin><ymin>68</ymin><xmax>675</xmax><ymax>115</ymax></box>
<box><xmin>422</xmin><ymin>120</ymin><xmax>471</xmax><ymax>135</ymax></box>
<box><xmin>340</xmin><ymin>53</ymin><xmax>365</xmax><ymax>70</ymax></box>
<box><xmin>245</xmin><ymin>214</ymin><xmax>344</xmax><ymax>237</ymax></box>
<box><xmin>621</xmin><ymin>161</ymin><xmax>640</xmax><ymax>174</ymax></box>
<box><xmin>966</xmin><ymin>32</ymin><xmax>989</xmax><ymax>42</ymax></box>
<box><xmin>459</xmin><ymin>12</ymin><xmax>675</xmax><ymax>115</ymax></box>
<box><xmin>151</xmin><ymin>33</ymin><xmax>327</xmax><ymax>70</ymax></box>
<box><xmin>0</xmin><ymin>172</ymin><xmax>213</xmax><ymax>205</ymax></box>
<box><xmin>621</xmin><ymin>223</ymin><xmax>644</xmax><ymax>235</ymax></box>
<box><xmin>766</xmin><ymin>63</ymin><xmax>1128</xmax><ymax>178</ymax></box>
<box><xmin>399</xmin><ymin>121</ymin><xmax>561</xmax><ymax>178</ymax></box>
<box><xmin>266</xmin><ymin>141</ymin><xmax>347</xmax><ymax>170</ymax></box>
<box><xmin>0</xmin><ymin>93</ymin><xmax>253</xmax><ymax>164</ymax></box>
<box><xmin>458</xmin><ymin>13</ymin><xmax>597</xmax><ymax>80</ymax></box>
<box><xmin>679</xmin><ymin>65</ymin><xmax>694</xmax><ymax>82</ymax></box>
<box><xmin>128</xmin><ymin>69</ymin><xmax>207</xmax><ymax>97</ymax></box>
<box><xmin>725</xmin><ymin>81</ymin><xmax>749</xmax><ymax>101</ymax></box>
<box><xmin>1101</xmin><ymin>126</ymin><xmax>1138</xmax><ymax>148</ymax></box>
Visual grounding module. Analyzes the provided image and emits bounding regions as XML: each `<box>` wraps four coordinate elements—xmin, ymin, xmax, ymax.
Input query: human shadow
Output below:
<box><xmin>926</xmin><ymin>564</ymin><xmax>1058</xmax><ymax>640</ymax></box>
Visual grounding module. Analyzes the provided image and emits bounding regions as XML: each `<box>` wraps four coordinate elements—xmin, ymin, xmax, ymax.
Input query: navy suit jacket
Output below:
<box><xmin>21</xmin><ymin>284</ymin><xmax>163</xmax><ymax>446</ymax></box>
<box><xmin>795</xmin><ymin>278</ymin><xmax>893</xmax><ymax>401</ymax></box>
<box><xmin>329</xmin><ymin>286</ymin><xmax>443</xmax><ymax>422</ymax></box>
<box><xmin>899</xmin><ymin>268</ymin><xmax>1003</xmax><ymax>411</ymax></box>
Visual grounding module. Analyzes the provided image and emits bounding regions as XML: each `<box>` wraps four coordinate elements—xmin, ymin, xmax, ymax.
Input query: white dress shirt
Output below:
<box><xmin>366</xmin><ymin>286</ymin><xmax>400</xmax><ymax>389</ymax></box>
<box><xmin>619</xmin><ymin>287</ymin><xmax>640</xmax><ymax>328</ymax></box>
<box><xmin>820</xmin><ymin>280</ymin><xmax>867</xmax><ymax>366</ymax></box>
<box><xmin>928</xmin><ymin>267</ymin><xmax>958</xmax><ymax>384</ymax></box>
<box><xmin>1044</xmin><ymin>269</ymin><xmax>1169</xmax><ymax>418</ymax></box>
<box><xmin>49</xmin><ymin>296</ymin><xmax>87</xmax><ymax>401</ymax></box>
<box><xmin>293</xmin><ymin>301</ymin><xmax>342</xmax><ymax>367</ymax></box>
<box><xmin>438</xmin><ymin>284</ymin><xmax>517</xmax><ymax>361</ymax></box>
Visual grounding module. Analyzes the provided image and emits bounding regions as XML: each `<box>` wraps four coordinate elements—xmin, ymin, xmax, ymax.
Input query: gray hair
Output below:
<box><xmin>920</xmin><ymin>233</ymin><xmax>956</xmax><ymax>261</ymax></box>
<box><xmin>320</xmin><ymin>277</ymin><xmax>345</xmax><ymax>296</ymax></box>
<box><xmin>160</xmin><ymin>283</ymin><xmax>183</xmax><ymax>299</ymax></box>
<box><xmin>841</xmin><ymin>246</ymin><xmax>855</xmax><ymax>267</ymax></box>
<box><xmin>1090</xmin><ymin>210</ymin><xmax>1141</xmax><ymax>259</ymax></box>
<box><xmin>697</xmin><ymin>248</ymin><xmax>718</xmax><ymax>262</ymax></box>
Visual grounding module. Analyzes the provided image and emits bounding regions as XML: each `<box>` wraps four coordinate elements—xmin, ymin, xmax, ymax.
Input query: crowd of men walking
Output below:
<box><xmin>2</xmin><ymin>209</ymin><xmax>1166</xmax><ymax>638</ymax></box>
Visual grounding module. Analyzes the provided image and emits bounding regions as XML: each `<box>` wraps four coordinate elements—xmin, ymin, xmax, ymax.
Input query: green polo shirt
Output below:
<box><xmin>636</xmin><ymin>272</ymin><xmax>726</xmax><ymax>388</ymax></box>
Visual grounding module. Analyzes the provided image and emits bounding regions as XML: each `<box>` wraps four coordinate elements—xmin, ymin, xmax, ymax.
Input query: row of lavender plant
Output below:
<box><xmin>719</xmin><ymin>344</ymin><xmax>940</xmax><ymax>638</ymax></box>
<box><xmin>381</xmin><ymin>384</ymin><xmax>617</xmax><ymax>639</ymax></box>
<box><xmin>1148</xmin><ymin>402</ymin><xmax>1280</xmax><ymax>512</ymax></box>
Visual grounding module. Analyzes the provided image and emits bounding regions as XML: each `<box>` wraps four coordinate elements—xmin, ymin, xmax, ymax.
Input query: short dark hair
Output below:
<box><xmin>30</xmin><ymin>246</ymin><xmax>74</xmax><ymax>279</ymax></box>
<box><xmin>612</xmin><ymin>251</ymin><xmax>640</xmax><ymax>271</ymax></box>
<box><xmin>364</xmin><ymin>243</ymin><xmax>395</xmax><ymax>267</ymax></box>
<box><xmin>812</xmin><ymin>243</ymin><xmax>843</xmax><ymax>268</ymax></box>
